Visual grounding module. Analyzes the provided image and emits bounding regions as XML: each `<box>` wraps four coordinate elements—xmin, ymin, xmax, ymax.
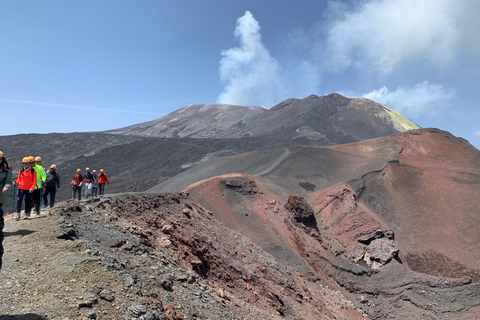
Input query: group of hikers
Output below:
<box><xmin>0</xmin><ymin>151</ymin><xmax>111</xmax><ymax>220</ymax></box>
<box><xmin>71</xmin><ymin>167</ymin><xmax>109</xmax><ymax>201</ymax></box>
<box><xmin>0</xmin><ymin>150</ymin><xmax>111</xmax><ymax>270</ymax></box>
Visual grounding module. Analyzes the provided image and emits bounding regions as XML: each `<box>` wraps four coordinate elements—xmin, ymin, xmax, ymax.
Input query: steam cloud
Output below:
<box><xmin>323</xmin><ymin>0</ymin><xmax>480</xmax><ymax>74</ymax></box>
<box><xmin>217</xmin><ymin>11</ymin><xmax>319</xmax><ymax>107</ymax></box>
<box><xmin>363</xmin><ymin>81</ymin><xmax>456</xmax><ymax>118</ymax></box>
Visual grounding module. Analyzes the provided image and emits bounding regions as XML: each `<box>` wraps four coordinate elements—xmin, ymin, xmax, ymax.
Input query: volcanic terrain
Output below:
<box><xmin>0</xmin><ymin>93</ymin><xmax>479</xmax><ymax>319</ymax></box>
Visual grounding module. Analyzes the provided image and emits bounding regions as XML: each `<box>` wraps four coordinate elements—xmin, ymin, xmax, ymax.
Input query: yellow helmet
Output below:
<box><xmin>100</xmin><ymin>169</ymin><xmax>104</xmax><ymax>173</ymax></box>
<box><xmin>0</xmin><ymin>151</ymin><xmax>3</xmax><ymax>158</ymax></box>
<box><xmin>76</xmin><ymin>168</ymin><xmax>81</xmax><ymax>173</ymax></box>
<box><xmin>35</xmin><ymin>156</ymin><xmax>42</xmax><ymax>162</ymax></box>
<box><xmin>50</xmin><ymin>164</ymin><xmax>56</xmax><ymax>169</ymax></box>
<box><xmin>22</xmin><ymin>157</ymin><xmax>31</xmax><ymax>163</ymax></box>
<box><xmin>29</xmin><ymin>156</ymin><xmax>35</xmax><ymax>162</ymax></box>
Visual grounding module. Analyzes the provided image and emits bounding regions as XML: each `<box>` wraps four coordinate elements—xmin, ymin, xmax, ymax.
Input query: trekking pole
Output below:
<box><xmin>12</xmin><ymin>184</ymin><xmax>17</xmax><ymax>219</ymax></box>
<box><xmin>40</xmin><ymin>185</ymin><xmax>43</xmax><ymax>212</ymax></box>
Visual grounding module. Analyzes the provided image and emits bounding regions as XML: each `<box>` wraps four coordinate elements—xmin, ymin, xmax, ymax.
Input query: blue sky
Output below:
<box><xmin>1</xmin><ymin>0</ymin><xmax>480</xmax><ymax>149</ymax></box>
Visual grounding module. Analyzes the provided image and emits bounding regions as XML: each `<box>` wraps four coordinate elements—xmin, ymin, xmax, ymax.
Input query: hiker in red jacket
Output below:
<box><xmin>14</xmin><ymin>157</ymin><xmax>37</xmax><ymax>220</ymax></box>
<box><xmin>98</xmin><ymin>169</ymin><xmax>109</xmax><ymax>197</ymax></box>
<box><xmin>71</xmin><ymin>169</ymin><xmax>83</xmax><ymax>201</ymax></box>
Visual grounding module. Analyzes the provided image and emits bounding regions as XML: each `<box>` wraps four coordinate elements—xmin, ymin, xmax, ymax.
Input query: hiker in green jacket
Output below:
<box><xmin>31</xmin><ymin>156</ymin><xmax>46</xmax><ymax>215</ymax></box>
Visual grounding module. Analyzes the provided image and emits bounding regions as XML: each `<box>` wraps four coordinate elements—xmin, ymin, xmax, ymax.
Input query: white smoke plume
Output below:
<box><xmin>363</xmin><ymin>81</ymin><xmax>456</xmax><ymax>118</ymax></box>
<box><xmin>217</xmin><ymin>11</ymin><xmax>320</xmax><ymax>107</ymax></box>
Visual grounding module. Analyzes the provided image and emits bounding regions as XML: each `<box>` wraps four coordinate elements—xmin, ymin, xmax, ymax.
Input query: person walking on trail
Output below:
<box><xmin>98</xmin><ymin>169</ymin><xmax>109</xmax><ymax>197</ymax></box>
<box><xmin>31</xmin><ymin>156</ymin><xmax>46</xmax><ymax>215</ymax></box>
<box><xmin>91</xmin><ymin>169</ymin><xmax>99</xmax><ymax>198</ymax></box>
<box><xmin>43</xmin><ymin>164</ymin><xmax>60</xmax><ymax>208</ymax></box>
<box><xmin>84</xmin><ymin>167</ymin><xmax>93</xmax><ymax>199</ymax></box>
<box><xmin>14</xmin><ymin>157</ymin><xmax>37</xmax><ymax>220</ymax></box>
<box><xmin>71</xmin><ymin>169</ymin><xmax>83</xmax><ymax>201</ymax></box>
<box><xmin>0</xmin><ymin>151</ymin><xmax>13</xmax><ymax>270</ymax></box>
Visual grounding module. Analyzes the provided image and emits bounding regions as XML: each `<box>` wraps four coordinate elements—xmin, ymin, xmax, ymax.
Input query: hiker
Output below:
<box><xmin>31</xmin><ymin>156</ymin><xmax>46</xmax><ymax>215</ymax></box>
<box><xmin>98</xmin><ymin>169</ymin><xmax>109</xmax><ymax>197</ymax></box>
<box><xmin>43</xmin><ymin>164</ymin><xmax>60</xmax><ymax>208</ymax></box>
<box><xmin>91</xmin><ymin>169</ymin><xmax>99</xmax><ymax>198</ymax></box>
<box><xmin>71</xmin><ymin>169</ymin><xmax>83</xmax><ymax>201</ymax></box>
<box><xmin>0</xmin><ymin>151</ymin><xmax>12</xmax><ymax>270</ymax></box>
<box><xmin>84</xmin><ymin>167</ymin><xmax>93</xmax><ymax>199</ymax></box>
<box><xmin>14</xmin><ymin>157</ymin><xmax>37</xmax><ymax>220</ymax></box>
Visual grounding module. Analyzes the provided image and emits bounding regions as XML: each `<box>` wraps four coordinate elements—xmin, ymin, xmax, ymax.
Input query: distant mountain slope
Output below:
<box><xmin>109</xmin><ymin>93</ymin><xmax>420</xmax><ymax>145</ymax></box>
<box><xmin>108</xmin><ymin>103</ymin><xmax>266</xmax><ymax>138</ymax></box>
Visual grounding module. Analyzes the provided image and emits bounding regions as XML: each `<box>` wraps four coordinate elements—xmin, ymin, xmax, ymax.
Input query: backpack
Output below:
<box><xmin>46</xmin><ymin>170</ymin><xmax>58</xmax><ymax>187</ymax></box>
<box><xmin>21</xmin><ymin>167</ymin><xmax>35</xmax><ymax>176</ymax></box>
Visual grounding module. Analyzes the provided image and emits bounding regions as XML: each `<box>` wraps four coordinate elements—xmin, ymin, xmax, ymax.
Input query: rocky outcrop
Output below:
<box><xmin>284</xmin><ymin>194</ymin><xmax>316</xmax><ymax>227</ymax></box>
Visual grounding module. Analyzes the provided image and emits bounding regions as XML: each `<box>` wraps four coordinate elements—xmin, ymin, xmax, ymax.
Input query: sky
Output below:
<box><xmin>1</xmin><ymin>0</ymin><xmax>480</xmax><ymax>149</ymax></box>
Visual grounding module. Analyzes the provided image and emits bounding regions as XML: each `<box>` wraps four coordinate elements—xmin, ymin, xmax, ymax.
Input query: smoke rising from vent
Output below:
<box><xmin>217</xmin><ymin>11</ymin><xmax>320</xmax><ymax>107</ymax></box>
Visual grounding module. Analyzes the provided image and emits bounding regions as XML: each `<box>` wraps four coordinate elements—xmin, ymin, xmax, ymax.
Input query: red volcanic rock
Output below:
<box><xmin>284</xmin><ymin>194</ymin><xmax>316</xmax><ymax>226</ymax></box>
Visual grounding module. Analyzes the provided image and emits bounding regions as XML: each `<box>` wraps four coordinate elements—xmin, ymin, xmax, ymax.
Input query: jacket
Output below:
<box><xmin>0</xmin><ymin>167</ymin><xmax>12</xmax><ymax>204</ymax></box>
<box><xmin>84</xmin><ymin>172</ymin><xmax>93</xmax><ymax>183</ymax></box>
<box><xmin>72</xmin><ymin>174</ymin><xmax>83</xmax><ymax>187</ymax></box>
<box><xmin>98</xmin><ymin>172</ymin><xmax>109</xmax><ymax>185</ymax></box>
<box><xmin>92</xmin><ymin>173</ymin><xmax>99</xmax><ymax>187</ymax></box>
<box><xmin>45</xmin><ymin>170</ymin><xmax>61</xmax><ymax>188</ymax></box>
<box><xmin>33</xmin><ymin>164</ymin><xmax>46</xmax><ymax>189</ymax></box>
<box><xmin>16</xmin><ymin>167</ymin><xmax>37</xmax><ymax>191</ymax></box>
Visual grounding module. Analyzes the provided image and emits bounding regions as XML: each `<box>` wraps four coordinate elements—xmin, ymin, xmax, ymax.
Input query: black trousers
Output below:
<box><xmin>73</xmin><ymin>185</ymin><xmax>82</xmax><ymax>200</ymax></box>
<box><xmin>31</xmin><ymin>188</ymin><xmax>42</xmax><ymax>214</ymax></box>
<box><xmin>99</xmin><ymin>183</ymin><xmax>106</xmax><ymax>196</ymax></box>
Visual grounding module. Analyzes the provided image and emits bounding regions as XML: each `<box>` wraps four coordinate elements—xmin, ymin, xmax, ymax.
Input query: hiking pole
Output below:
<box><xmin>12</xmin><ymin>184</ymin><xmax>16</xmax><ymax>219</ymax></box>
<box><xmin>40</xmin><ymin>186</ymin><xmax>43</xmax><ymax>213</ymax></box>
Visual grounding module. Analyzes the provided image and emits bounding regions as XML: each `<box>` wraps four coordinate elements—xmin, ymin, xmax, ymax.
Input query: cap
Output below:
<box><xmin>35</xmin><ymin>156</ymin><xmax>42</xmax><ymax>162</ymax></box>
<box><xmin>50</xmin><ymin>164</ymin><xmax>56</xmax><ymax>169</ymax></box>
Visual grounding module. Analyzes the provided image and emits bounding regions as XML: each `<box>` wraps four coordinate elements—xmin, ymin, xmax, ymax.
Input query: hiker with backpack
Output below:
<box><xmin>91</xmin><ymin>169</ymin><xmax>99</xmax><ymax>198</ymax></box>
<box><xmin>0</xmin><ymin>151</ymin><xmax>13</xmax><ymax>270</ymax></box>
<box><xmin>14</xmin><ymin>157</ymin><xmax>37</xmax><ymax>220</ymax></box>
<box><xmin>43</xmin><ymin>164</ymin><xmax>60</xmax><ymax>208</ymax></box>
<box><xmin>83</xmin><ymin>167</ymin><xmax>94</xmax><ymax>199</ymax></box>
<box><xmin>71</xmin><ymin>169</ymin><xmax>83</xmax><ymax>201</ymax></box>
<box><xmin>31</xmin><ymin>156</ymin><xmax>46</xmax><ymax>215</ymax></box>
<box><xmin>98</xmin><ymin>169</ymin><xmax>109</xmax><ymax>197</ymax></box>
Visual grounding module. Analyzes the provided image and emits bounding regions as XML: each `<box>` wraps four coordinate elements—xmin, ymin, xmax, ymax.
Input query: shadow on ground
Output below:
<box><xmin>0</xmin><ymin>314</ymin><xmax>47</xmax><ymax>320</ymax></box>
<box><xmin>3</xmin><ymin>229</ymin><xmax>36</xmax><ymax>237</ymax></box>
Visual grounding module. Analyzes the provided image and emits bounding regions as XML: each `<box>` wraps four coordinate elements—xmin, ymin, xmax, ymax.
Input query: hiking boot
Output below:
<box><xmin>15</xmin><ymin>215</ymin><xmax>20</xmax><ymax>221</ymax></box>
<box><xmin>23</xmin><ymin>215</ymin><xmax>29</xmax><ymax>220</ymax></box>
